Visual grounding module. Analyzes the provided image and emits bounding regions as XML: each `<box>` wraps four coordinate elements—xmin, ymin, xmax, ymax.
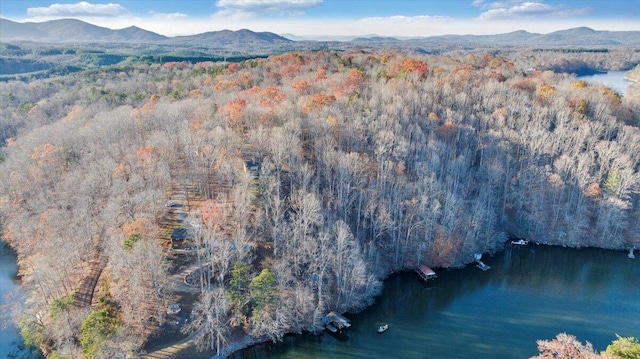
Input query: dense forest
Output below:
<box><xmin>0</xmin><ymin>47</ymin><xmax>639</xmax><ymax>358</ymax></box>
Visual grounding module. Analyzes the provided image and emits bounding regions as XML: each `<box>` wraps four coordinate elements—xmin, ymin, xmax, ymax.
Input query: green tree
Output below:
<box><xmin>80</xmin><ymin>309</ymin><xmax>119</xmax><ymax>358</ymax></box>
<box><xmin>48</xmin><ymin>351</ymin><xmax>71</xmax><ymax>359</ymax></box>
<box><xmin>577</xmin><ymin>99</ymin><xmax>588</xmax><ymax>115</ymax></box>
<box><xmin>18</xmin><ymin>316</ymin><xmax>46</xmax><ymax>350</ymax></box>
<box><xmin>49</xmin><ymin>294</ymin><xmax>75</xmax><ymax>319</ymax></box>
<box><xmin>229</xmin><ymin>262</ymin><xmax>251</xmax><ymax>321</ymax></box>
<box><xmin>603</xmin><ymin>170</ymin><xmax>620</xmax><ymax>196</ymax></box>
<box><xmin>122</xmin><ymin>233</ymin><xmax>141</xmax><ymax>250</ymax></box>
<box><xmin>249</xmin><ymin>268</ymin><xmax>277</xmax><ymax>312</ymax></box>
<box><xmin>606</xmin><ymin>335</ymin><xmax>640</xmax><ymax>359</ymax></box>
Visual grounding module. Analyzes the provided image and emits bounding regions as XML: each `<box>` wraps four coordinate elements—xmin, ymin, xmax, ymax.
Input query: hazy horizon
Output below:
<box><xmin>0</xmin><ymin>0</ymin><xmax>638</xmax><ymax>39</ymax></box>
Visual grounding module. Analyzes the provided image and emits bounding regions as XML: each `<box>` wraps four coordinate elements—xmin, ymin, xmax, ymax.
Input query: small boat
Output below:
<box><xmin>511</xmin><ymin>239</ymin><xmax>529</xmax><ymax>245</ymax></box>
<box><xmin>325</xmin><ymin>324</ymin><xmax>338</xmax><ymax>333</ymax></box>
<box><xmin>377</xmin><ymin>324</ymin><xmax>389</xmax><ymax>333</ymax></box>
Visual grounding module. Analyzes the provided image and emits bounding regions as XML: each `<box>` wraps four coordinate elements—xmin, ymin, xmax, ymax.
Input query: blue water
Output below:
<box><xmin>0</xmin><ymin>243</ymin><xmax>23</xmax><ymax>358</ymax></box>
<box><xmin>5</xmin><ymin>244</ymin><xmax>638</xmax><ymax>358</ymax></box>
<box><xmin>578</xmin><ymin>71</ymin><xmax>630</xmax><ymax>95</ymax></box>
<box><xmin>232</xmin><ymin>246</ymin><xmax>640</xmax><ymax>359</ymax></box>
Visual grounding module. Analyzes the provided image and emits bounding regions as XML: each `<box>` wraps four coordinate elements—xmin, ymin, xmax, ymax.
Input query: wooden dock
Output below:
<box><xmin>325</xmin><ymin>324</ymin><xmax>338</xmax><ymax>333</ymax></box>
<box><xmin>323</xmin><ymin>311</ymin><xmax>351</xmax><ymax>332</ymax></box>
<box><xmin>474</xmin><ymin>253</ymin><xmax>490</xmax><ymax>271</ymax></box>
<box><xmin>476</xmin><ymin>260</ymin><xmax>491</xmax><ymax>271</ymax></box>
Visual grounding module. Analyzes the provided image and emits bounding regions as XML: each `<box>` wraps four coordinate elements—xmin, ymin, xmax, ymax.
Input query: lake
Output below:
<box><xmin>578</xmin><ymin>71</ymin><xmax>630</xmax><ymax>95</ymax></box>
<box><xmin>232</xmin><ymin>245</ymin><xmax>640</xmax><ymax>358</ymax></box>
<box><xmin>0</xmin><ymin>242</ymin><xmax>24</xmax><ymax>358</ymax></box>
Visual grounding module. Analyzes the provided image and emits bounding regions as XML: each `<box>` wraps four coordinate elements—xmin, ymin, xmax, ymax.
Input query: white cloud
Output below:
<box><xmin>359</xmin><ymin>15</ymin><xmax>452</xmax><ymax>23</ymax></box>
<box><xmin>355</xmin><ymin>15</ymin><xmax>454</xmax><ymax>36</ymax></box>
<box><xmin>473</xmin><ymin>0</ymin><xmax>527</xmax><ymax>10</ymax></box>
<box><xmin>27</xmin><ymin>1</ymin><xmax>128</xmax><ymax>17</ymax></box>
<box><xmin>149</xmin><ymin>11</ymin><xmax>189</xmax><ymax>20</ymax></box>
<box><xmin>215</xmin><ymin>0</ymin><xmax>322</xmax><ymax>15</ymax></box>
<box><xmin>477</xmin><ymin>1</ymin><xmax>591</xmax><ymax>20</ymax></box>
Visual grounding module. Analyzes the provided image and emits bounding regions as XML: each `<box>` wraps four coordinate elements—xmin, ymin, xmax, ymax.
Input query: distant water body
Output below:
<box><xmin>233</xmin><ymin>246</ymin><xmax>640</xmax><ymax>359</ymax></box>
<box><xmin>0</xmin><ymin>242</ymin><xmax>23</xmax><ymax>358</ymax></box>
<box><xmin>578</xmin><ymin>71</ymin><xmax>630</xmax><ymax>95</ymax></box>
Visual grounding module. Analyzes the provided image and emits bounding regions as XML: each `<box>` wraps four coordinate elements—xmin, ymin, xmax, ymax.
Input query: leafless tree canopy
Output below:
<box><xmin>0</xmin><ymin>48</ymin><xmax>639</xmax><ymax>357</ymax></box>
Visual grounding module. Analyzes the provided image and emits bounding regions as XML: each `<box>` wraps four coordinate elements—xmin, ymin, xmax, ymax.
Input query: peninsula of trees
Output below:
<box><xmin>0</xmin><ymin>44</ymin><xmax>639</xmax><ymax>358</ymax></box>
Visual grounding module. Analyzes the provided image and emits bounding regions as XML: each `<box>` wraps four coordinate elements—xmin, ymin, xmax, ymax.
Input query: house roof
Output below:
<box><xmin>171</xmin><ymin>228</ymin><xmax>188</xmax><ymax>241</ymax></box>
<box><xmin>419</xmin><ymin>265</ymin><xmax>436</xmax><ymax>276</ymax></box>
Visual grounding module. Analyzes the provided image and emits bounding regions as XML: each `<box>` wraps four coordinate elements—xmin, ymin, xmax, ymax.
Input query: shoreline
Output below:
<box><xmin>205</xmin><ymin>241</ymin><xmax>638</xmax><ymax>359</ymax></box>
<box><xmin>211</xmin><ymin>335</ymin><xmax>263</xmax><ymax>359</ymax></box>
<box><xmin>4</xmin><ymin>238</ymin><xmax>637</xmax><ymax>359</ymax></box>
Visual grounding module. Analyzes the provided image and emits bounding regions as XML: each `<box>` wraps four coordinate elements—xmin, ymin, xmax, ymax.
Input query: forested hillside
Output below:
<box><xmin>0</xmin><ymin>49</ymin><xmax>639</xmax><ymax>358</ymax></box>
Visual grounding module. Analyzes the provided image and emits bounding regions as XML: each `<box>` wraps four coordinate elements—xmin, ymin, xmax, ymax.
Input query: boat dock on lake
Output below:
<box><xmin>416</xmin><ymin>265</ymin><xmax>437</xmax><ymax>282</ymax></box>
<box><xmin>323</xmin><ymin>311</ymin><xmax>351</xmax><ymax>332</ymax></box>
<box><xmin>474</xmin><ymin>253</ymin><xmax>491</xmax><ymax>271</ymax></box>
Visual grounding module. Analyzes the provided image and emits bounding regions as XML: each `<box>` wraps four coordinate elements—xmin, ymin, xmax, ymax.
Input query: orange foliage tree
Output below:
<box><xmin>122</xmin><ymin>218</ymin><xmax>151</xmax><ymax>238</ymax></box>
<box><xmin>511</xmin><ymin>77</ymin><xmax>539</xmax><ymax>92</ymax></box>
<box><xmin>489</xmin><ymin>71</ymin><xmax>506</xmax><ymax>82</ymax></box>
<box><xmin>200</xmin><ymin>199</ymin><xmax>227</xmax><ymax>230</ymax></box>
<box><xmin>584</xmin><ymin>183</ymin><xmax>602</xmax><ymax>198</ymax></box>
<box><xmin>259</xmin><ymin>86</ymin><xmax>287</xmax><ymax>108</ymax></box>
<box><xmin>291</xmin><ymin>80</ymin><xmax>310</xmax><ymax>95</ymax></box>
<box><xmin>113</xmin><ymin>163</ymin><xmax>131</xmax><ymax>181</ymax></box>
<box><xmin>136</xmin><ymin>146</ymin><xmax>157</xmax><ymax>163</ymax></box>
<box><xmin>401</xmin><ymin>58</ymin><xmax>429</xmax><ymax>78</ymax></box>
<box><xmin>429</xmin><ymin>226</ymin><xmax>460</xmax><ymax>268</ymax></box>
<box><xmin>140</xmin><ymin>94</ymin><xmax>159</xmax><ymax>113</ymax></box>
<box><xmin>572</xmin><ymin>80</ymin><xmax>588</xmax><ymax>89</ymax></box>
<box><xmin>63</xmin><ymin>105</ymin><xmax>84</xmax><ymax>122</ymax></box>
<box><xmin>435</xmin><ymin>121</ymin><xmax>458</xmax><ymax>143</ymax></box>
<box><xmin>601</xmin><ymin>88</ymin><xmax>621</xmax><ymax>106</ymax></box>
<box><xmin>536</xmin><ymin>84</ymin><xmax>556</xmax><ymax>102</ymax></box>
<box><xmin>340</xmin><ymin>69</ymin><xmax>365</xmax><ymax>96</ymax></box>
<box><xmin>301</xmin><ymin>93</ymin><xmax>336</xmax><ymax>114</ymax></box>
<box><xmin>384</xmin><ymin>57</ymin><xmax>429</xmax><ymax>79</ymax></box>
<box><xmin>214</xmin><ymin>80</ymin><xmax>241</xmax><ymax>92</ymax></box>
<box><xmin>31</xmin><ymin>143</ymin><xmax>63</xmax><ymax>165</ymax></box>
<box><xmin>315</xmin><ymin>66</ymin><xmax>328</xmax><ymax>81</ymax></box>
<box><xmin>227</xmin><ymin>63</ymin><xmax>239</xmax><ymax>72</ymax></box>
<box><xmin>453</xmin><ymin>64</ymin><xmax>473</xmax><ymax>81</ymax></box>
<box><xmin>221</xmin><ymin>98</ymin><xmax>247</xmax><ymax>129</ymax></box>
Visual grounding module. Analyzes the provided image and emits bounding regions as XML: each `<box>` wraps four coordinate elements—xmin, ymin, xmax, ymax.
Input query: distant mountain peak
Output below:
<box><xmin>573</xmin><ymin>26</ymin><xmax>596</xmax><ymax>32</ymax></box>
<box><xmin>169</xmin><ymin>28</ymin><xmax>292</xmax><ymax>45</ymax></box>
<box><xmin>351</xmin><ymin>36</ymin><xmax>400</xmax><ymax>42</ymax></box>
<box><xmin>120</xmin><ymin>25</ymin><xmax>143</xmax><ymax>31</ymax></box>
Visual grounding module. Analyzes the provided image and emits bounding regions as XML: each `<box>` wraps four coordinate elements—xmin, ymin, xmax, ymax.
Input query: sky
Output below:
<box><xmin>0</xmin><ymin>0</ymin><xmax>638</xmax><ymax>38</ymax></box>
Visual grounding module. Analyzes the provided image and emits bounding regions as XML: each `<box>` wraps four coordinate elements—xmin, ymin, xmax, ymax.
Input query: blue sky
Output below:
<box><xmin>0</xmin><ymin>1</ymin><xmax>638</xmax><ymax>38</ymax></box>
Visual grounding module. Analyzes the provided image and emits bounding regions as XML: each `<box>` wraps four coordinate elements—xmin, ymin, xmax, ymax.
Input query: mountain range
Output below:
<box><xmin>415</xmin><ymin>27</ymin><xmax>640</xmax><ymax>46</ymax></box>
<box><xmin>0</xmin><ymin>18</ymin><xmax>167</xmax><ymax>42</ymax></box>
<box><xmin>1</xmin><ymin>18</ymin><xmax>640</xmax><ymax>46</ymax></box>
